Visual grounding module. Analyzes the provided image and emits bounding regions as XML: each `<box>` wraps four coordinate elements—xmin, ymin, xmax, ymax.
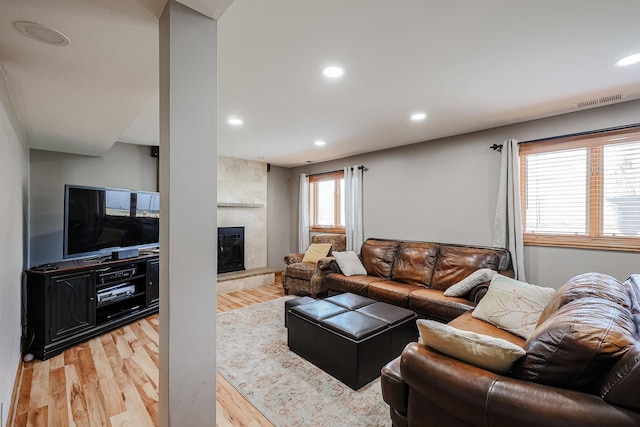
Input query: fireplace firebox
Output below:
<box><xmin>218</xmin><ymin>227</ymin><xmax>245</xmax><ymax>273</ymax></box>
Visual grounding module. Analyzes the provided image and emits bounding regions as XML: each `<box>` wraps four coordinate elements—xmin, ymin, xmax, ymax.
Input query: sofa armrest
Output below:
<box><xmin>468</xmin><ymin>283</ymin><xmax>490</xmax><ymax>303</ymax></box>
<box><xmin>381</xmin><ymin>356</ymin><xmax>409</xmax><ymax>416</ymax></box>
<box><xmin>468</xmin><ymin>270</ymin><xmax>516</xmax><ymax>303</ymax></box>
<box><xmin>399</xmin><ymin>343</ymin><xmax>640</xmax><ymax>427</ymax></box>
<box><xmin>284</xmin><ymin>253</ymin><xmax>304</xmax><ymax>265</ymax></box>
<box><xmin>317</xmin><ymin>256</ymin><xmax>340</xmax><ymax>273</ymax></box>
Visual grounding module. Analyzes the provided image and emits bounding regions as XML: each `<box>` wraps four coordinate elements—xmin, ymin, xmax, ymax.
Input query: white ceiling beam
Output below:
<box><xmin>176</xmin><ymin>0</ymin><xmax>233</xmax><ymax>20</ymax></box>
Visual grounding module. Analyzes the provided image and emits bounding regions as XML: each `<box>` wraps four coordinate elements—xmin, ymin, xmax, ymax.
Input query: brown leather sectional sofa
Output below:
<box><xmin>319</xmin><ymin>238</ymin><xmax>514</xmax><ymax>322</ymax></box>
<box><xmin>380</xmin><ymin>272</ymin><xmax>640</xmax><ymax>427</ymax></box>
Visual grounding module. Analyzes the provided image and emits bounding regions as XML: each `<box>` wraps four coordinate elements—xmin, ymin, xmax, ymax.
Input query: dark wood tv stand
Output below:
<box><xmin>24</xmin><ymin>252</ymin><xmax>159</xmax><ymax>360</ymax></box>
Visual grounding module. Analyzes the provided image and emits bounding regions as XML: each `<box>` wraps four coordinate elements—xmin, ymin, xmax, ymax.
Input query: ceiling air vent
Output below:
<box><xmin>575</xmin><ymin>93</ymin><xmax>624</xmax><ymax>109</ymax></box>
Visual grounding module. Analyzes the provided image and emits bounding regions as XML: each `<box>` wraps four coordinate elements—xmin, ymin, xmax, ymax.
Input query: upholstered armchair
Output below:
<box><xmin>283</xmin><ymin>234</ymin><xmax>346</xmax><ymax>297</ymax></box>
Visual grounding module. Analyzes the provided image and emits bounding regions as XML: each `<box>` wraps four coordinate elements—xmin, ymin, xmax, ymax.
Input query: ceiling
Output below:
<box><xmin>1</xmin><ymin>0</ymin><xmax>640</xmax><ymax>167</ymax></box>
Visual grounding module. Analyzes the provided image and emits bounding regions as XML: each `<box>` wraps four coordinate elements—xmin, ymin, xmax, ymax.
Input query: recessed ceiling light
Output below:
<box><xmin>615</xmin><ymin>53</ymin><xmax>640</xmax><ymax>67</ymax></box>
<box><xmin>14</xmin><ymin>21</ymin><xmax>70</xmax><ymax>46</ymax></box>
<box><xmin>323</xmin><ymin>66</ymin><xmax>344</xmax><ymax>78</ymax></box>
<box><xmin>227</xmin><ymin>117</ymin><xmax>243</xmax><ymax>126</ymax></box>
<box><xmin>411</xmin><ymin>112</ymin><xmax>427</xmax><ymax>121</ymax></box>
<box><xmin>314</xmin><ymin>140</ymin><xmax>326</xmax><ymax>146</ymax></box>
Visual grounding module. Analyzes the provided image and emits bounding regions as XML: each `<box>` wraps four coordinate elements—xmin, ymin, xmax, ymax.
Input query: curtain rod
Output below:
<box><xmin>305</xmin><ymin>165</ymin><xmax>368</xmax><ymax>176</ymax></box>
<box><xmin>489</xmin><ymin>122</ymin><xmax>640</xmax><ymax>151</ymax></box>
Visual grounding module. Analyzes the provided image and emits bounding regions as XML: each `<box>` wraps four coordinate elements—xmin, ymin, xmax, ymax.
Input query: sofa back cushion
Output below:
<box><xmin>512</xmin><ymin>273</ymin><xmax>636</xmax><ymax>393</ymax></box>
<box><xmin>360</xmin><ymin>239</ymin><xmax>400</xmax><ymax>279</ymax></box>
<box><xmin>390</xmin><ymin>242</ymin><xmax>439</xmax><ymax>286</ymax></box>
<box><xmin>311</xmin><ymin>233</ymin><xmax>346</xmax><ymax>254</ymax></box>
<box><xmin>537</xmin><ymin>272</ymin><xmax>632</xmax><ymax>326</ymax></box>
<box><xmin>430</xmin><ymin>245</ymin><xmax>512</xmax><ymax>291</ymax></box>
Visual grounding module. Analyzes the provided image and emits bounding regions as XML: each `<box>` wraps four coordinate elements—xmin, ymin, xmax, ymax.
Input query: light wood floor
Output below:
<box><xmin>10</xmin><ymin>276</ymin><xmax>285</xmax><ymax>427</ymax></box>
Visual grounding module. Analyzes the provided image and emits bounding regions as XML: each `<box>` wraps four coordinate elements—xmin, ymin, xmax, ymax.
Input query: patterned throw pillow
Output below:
<box><xmin>417</xmin><ymin>319</ymin><xmax>525</xmax><ymax>374</ymax></box>
<box><xmin>472</xmin><ymin>275</ymin><xmax>556</xmax><ymax>339</ymax></box>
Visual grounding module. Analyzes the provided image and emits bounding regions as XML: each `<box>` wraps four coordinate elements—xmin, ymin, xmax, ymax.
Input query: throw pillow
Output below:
<box><xmin>301</xmin><ymin>243</ymin><xmax>332</xmax><ymax>264</ymax></box>
<box><xmin>443</xmin><ymin>268</ymin><xmax>498</xmax><ymax>297</ymax></box>
<box><xmin>417</xmin><ymin>319</ymin><xmax>525</xmax><ymax>374</ymax></box>
<box><xmin>332</xmin><ymin>251</ymin><xmax>367</xmax><ymax>276</ymax></box>
<box><xmin>472</xmin><ymin>275</ymin><xmax>556</xmax><ymax>339</ymax></box>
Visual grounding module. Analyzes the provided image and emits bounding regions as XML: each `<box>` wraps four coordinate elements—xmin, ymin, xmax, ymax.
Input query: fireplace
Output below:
<box><xmin>218</xmin><ymin>227</ymin><xmax>245</xmax><ymax>274</ymax></box>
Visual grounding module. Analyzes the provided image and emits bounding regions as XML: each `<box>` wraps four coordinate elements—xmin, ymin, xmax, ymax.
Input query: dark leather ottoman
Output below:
<box><xmin>284</xmin><ymin>296</ymin><xmax>316</xmax><ymax>327</ymax></box>
<box><xmin>287</xmin><ymin>292</ymin><xmax>417</xmax><ymax>389</ymax></box>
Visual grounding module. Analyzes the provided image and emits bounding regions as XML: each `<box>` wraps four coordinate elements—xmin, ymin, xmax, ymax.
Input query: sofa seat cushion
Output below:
<box><xmin>449</xmin><ymin>311</ymin><xmax>526</xmax><ymax>348</ymax></box>
<box><xmin>360</xmin><ymin>239</ymin><xmax>400</xmax><ymax>278</ymax></box>
<box><xmin>325</xmin><ymin>272</ymin><xmax>386</xmax><ymax>296</ymax></box>
<box><xmin>390</xmin><ymin>241</ymin><xmax>439</xmax><ymax>286</ymax></box>
<box><xmin>285</xmin><ymin>262</ymin><xmax>316</xmax><ymax>280</ymax></box>
<box><xmin>408</xmin><ymin>288</ymin><xmax>476</xmax><ymax>322</ymax></box>
<box><xmin>367</xmin><ymin>281</ymin><xmax>417</xmax><ymax>307</ymax></box>
<box><xmin>431</xmin><ymin>245</ymin><xmax>508</xmax><ymax>291</ymax></box>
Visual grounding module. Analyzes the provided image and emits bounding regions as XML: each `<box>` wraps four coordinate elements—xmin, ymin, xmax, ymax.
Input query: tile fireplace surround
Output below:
<box><xmin>217</xmin><ymin>156</ymin><xmax>272</xmax><ymax>292</ymax></box>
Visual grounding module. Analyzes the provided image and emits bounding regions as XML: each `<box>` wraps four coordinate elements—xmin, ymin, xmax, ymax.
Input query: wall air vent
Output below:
<box><xmin>575</xmin><ymin>93</ymin><xmax>624</xmax><ymax>109</ymax></box>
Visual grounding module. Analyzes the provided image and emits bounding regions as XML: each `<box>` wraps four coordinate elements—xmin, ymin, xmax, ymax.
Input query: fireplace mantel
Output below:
<box><xmin>217</xmin><ymin>202</ymin><xmax>264</xmax><ymax>208</ymax></box>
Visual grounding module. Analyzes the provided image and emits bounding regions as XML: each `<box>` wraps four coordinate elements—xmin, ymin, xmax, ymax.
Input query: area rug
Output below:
<box><xmin>216</xmin><ymin>297</ymin><xmax>390</xmax><ymax>426</ymax></box>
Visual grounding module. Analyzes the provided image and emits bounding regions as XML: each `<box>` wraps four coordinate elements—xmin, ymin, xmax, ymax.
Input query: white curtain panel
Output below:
<box><xmin>492</xmin><ymin>139</ymin><xmax>526</xmax><ymax>280</ymax></box>
<box><xmin>298</xmin><ymin>173</ymin><xmax>310</xmax><ymax>252</ymax></box>
<box><xmin>344</xmin><ymin>165</ymin><xmax>364</xmax><ymax>252</ymax></box>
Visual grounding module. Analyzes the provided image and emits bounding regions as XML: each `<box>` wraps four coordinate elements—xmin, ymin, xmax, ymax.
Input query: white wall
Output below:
<box><xmin>29</xmin><ymin>143</ymin><xmax>158</xmax><ymax>266</ymax></box>
<box><xmin>289</xmin><ymin>99</ymin><xmax>640</xmax><ymax>287</ymax></box>
<box><xmin>0</xmin><ymin>83</ymin><xmax>28</xmax><ymax>426</ymax></box>
<box><xmin>267</xmin><ymin>164</ymin><xmax>291</xmax><ymax>269</ymax></box>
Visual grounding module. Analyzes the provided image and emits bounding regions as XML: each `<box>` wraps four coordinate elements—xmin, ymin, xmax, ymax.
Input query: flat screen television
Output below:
<box><xmin>64</xmin><ymin>184</ymin><xmax>160</xmax><ymax>260</ymax></box>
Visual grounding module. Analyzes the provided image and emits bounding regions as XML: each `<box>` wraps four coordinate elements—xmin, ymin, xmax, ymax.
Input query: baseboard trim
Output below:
<box><xmin>6</xmin><ymin>355</ymin><xmax>24</xmax><ymax>427</ymax></box>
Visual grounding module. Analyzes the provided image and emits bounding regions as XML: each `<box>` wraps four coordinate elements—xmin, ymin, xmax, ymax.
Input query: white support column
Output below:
<box><xmin>159</xmin><ymin>2</ymin><xmax>218</xmax><ymax>425</ymax></box>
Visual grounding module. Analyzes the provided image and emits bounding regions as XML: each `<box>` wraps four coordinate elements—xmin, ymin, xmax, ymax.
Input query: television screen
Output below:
<box><xmin>64</xmin><ymin>185</ymin><xmax>160</xmax><ymax>259</ymax></box>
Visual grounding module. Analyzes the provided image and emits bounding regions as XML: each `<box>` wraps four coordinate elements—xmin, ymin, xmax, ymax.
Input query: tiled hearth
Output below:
<box><xmin>217</xmin><ymin>267</ymin><xmax>281</xmax><ymax>294</ymax></box>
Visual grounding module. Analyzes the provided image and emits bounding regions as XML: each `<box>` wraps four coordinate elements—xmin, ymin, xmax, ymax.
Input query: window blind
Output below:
<box><xmin>309</xmin><ymin>171</ymin><xmax>345</xmax><ymax>230</ymax></box>
<box><xmin>519</xmin><ymin>127</ymin><xmax>640</xmax><ymax>251</ymax></box>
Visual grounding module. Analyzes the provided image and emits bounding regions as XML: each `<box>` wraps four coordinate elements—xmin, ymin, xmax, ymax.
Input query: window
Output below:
<box><xmin>309</xmin><ymin>171</ymin><xmax>345</xmax><ymax>232</ymax></box>
<box><xmin>520</xmin><ymin>127</ymin><xmax>640</xmax><ymax>252</ymax></box>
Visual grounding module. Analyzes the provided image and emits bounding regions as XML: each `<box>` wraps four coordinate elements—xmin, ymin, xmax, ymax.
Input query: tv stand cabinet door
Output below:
<box><xmin>50</xmin><ymin>272</ymin><xmax>96</xmax><ymax>341</ymax></box>
<box><xmin>147</xmin><ymin>259</ymin><xmax>159</xmax><ymax>306</ymax></box>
